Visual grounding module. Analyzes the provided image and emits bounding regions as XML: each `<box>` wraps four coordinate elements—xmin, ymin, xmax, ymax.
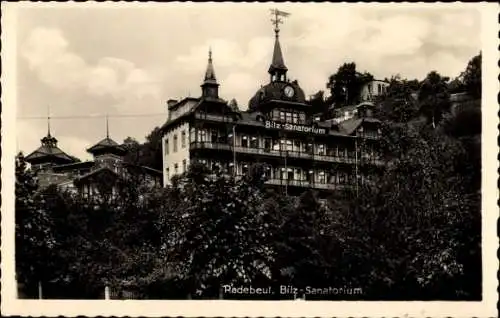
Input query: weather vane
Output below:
<box><xmin>270</xmin><ymin>8</ymin><xmax>290</xmax><ymax>35</ymax></box>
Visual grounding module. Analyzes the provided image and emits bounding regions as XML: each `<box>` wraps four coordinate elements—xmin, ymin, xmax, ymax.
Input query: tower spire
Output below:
<box><xmin>269</xmin><ymin>9</ymin><xmax>290</xmax><ymax>82</ymax></box>
<box><xmin>201</xmin><ymin>47</ymin><xmax>219</xmax><ymax>98</ymax></box>
<box><xmin>204</xmin><ymin>46</ymin><xmax>217</xmax><ymax>84</ymax></box>
<box><xmin>105</xmin><ymin>114</ymin><xmax>109</xmax><ymax>139</ymax></box>
<box><xmin>47</xmin><ymin>105</ymin><xmax>52</xmax><ymax>137</ymax></box>
<box><xmin>41</xmin><ymin>105</ymin><xmax>58</xmax><ymax>148</ymax></box>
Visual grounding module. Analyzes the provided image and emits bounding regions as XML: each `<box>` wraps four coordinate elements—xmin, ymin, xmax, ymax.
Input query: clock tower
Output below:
<box><xmin>268</xmin><ymin>10</ymin><xmax>289</xmax><ymax>83</ymax></box>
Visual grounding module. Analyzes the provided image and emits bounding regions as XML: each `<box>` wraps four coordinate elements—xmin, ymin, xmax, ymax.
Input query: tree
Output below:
<box><xmin>327</xmin><ymin>62</ymin><xmax>373</xmax><ymax>107</ymax></box>
<box><xmin>327</xmin><ymin>118</ymin><xmax>481</xmax><ymax>300</ymax></box>
<box><xmin>376</xmin><ymin>76</ymin><xmax>420</xmax><ymax>123</ymax></box>
<box><xmin>15</xmin><ymin>152</ymin><xmax>56</xmax><ymax>298</ymax></box>
<box><xmin>228</xmin><ymin>99</ymin><xmax>240</xmax><ymax>112</ymax></box>
<box><xmin>35</xmin><ymin>167</ymin><xmax>165</xmax><ymax>299</ymax></box>
<box><xmin>122</xmin><ymin>137</ymin><xmax>141</xmax><ymax>165</ymax></box>
<box><xmin>123</xmin><ymin>127</ymin><xmax>163</xmax><ymax>170</ymax></box>
<box><xmin>272</xmin><ymin>190</ymin><xmax>332</xmax><ymax>296</ymax></box>
<box><xmin>463</xmin><ymin>52</ymin><xmax>481</xmax><ymax>99</ymax></box>
<box><xmin>418</xmin><ymin>71</ymin><xmax>451</xmax><ymax>128</ymax></box>
<box><xmin>308</xmin><ymin>90</ymin><xmax>328</xmax><ymax>115</ymax></box>
<box><xmin>164</xmin><ymin>163</ymin><xmax>276</xmax><ymax>299</ymax></box>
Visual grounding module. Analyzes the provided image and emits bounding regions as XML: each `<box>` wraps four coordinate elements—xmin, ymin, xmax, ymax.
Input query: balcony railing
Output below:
<box><xmin>190</xmin><ymin>141</ymin><xmax>232</xmax><ymax>151</ymax></box>
<box><xmin>194</xmin><ymin>113</ymin><xmax>235</xmax><ymax>123</ymax></box>
<box><xmin>190</xmin><ymin>142</ymin><xmax>384</xmax><ymax>166</ymax></box>
<box><xmin>265</xmin><ymin>178</ymin><xmax>351</xmax><ymax>190</ymax></box>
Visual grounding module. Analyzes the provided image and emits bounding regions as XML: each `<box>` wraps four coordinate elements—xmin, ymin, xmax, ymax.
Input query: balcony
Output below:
<box><xmin>265</xmin><ymin>178</ymin><xmax>351</xmax><ymax>191</ymax></box>
<box><xmin>190</xmin><ymin>141</ymin><xmax>232</xmax><ymax>151</ymax></box>
<box><xmin>190</xmin><ymin>142</ymin><xmax>384</xmax><ymax>166</ymax></box>
<box><xmin>194</xmin><ymin>113</ymin><xmax>235</xmax><ymax>123</ymax></box>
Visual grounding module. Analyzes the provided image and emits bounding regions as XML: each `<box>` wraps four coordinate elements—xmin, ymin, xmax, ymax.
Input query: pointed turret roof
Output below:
<box><xmin>87</xmin><ymin>115</ymin><xmax>127</xmax><ymax>156</ymax></box>
<box><xmin>25</xmin><ymin>116</ymin><xmax>79</xmax><ymax>165</ymax></box>
<box><xmin>87</xmin><ymin>136</ymin><xmax>127</xmax><ymax>156</ymax></box>
<box><xmin>25</xmin><ymin>136</ymin><xmax>79</xmax><ymax>164</ymax></box>
<box><xmin>203</xmin><ymin>48</ymin><xmax>217</xmax><ymax>85</ymax></box>
<box><xmin>268</xmin><ymin>33</ymin><xmax>288</xmax><ymax>74</ymax></box>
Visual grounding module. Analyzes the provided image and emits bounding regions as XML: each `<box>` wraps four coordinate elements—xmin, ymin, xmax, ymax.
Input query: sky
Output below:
<box><xmin>15</xmin><ymin>3</ymin><xmax>481</xmax><ymax>161</ymax></box>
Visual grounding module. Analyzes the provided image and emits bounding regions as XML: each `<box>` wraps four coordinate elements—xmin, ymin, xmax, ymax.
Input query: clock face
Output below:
<box><xmin>284</xmin><ymin>86</ymin><xmax>295</xmax><ymax>98</ymax></box>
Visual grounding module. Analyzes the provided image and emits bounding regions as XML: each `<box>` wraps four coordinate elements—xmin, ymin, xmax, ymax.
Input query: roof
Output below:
<box><xmin>248</xmin><ymin>81</ymin><xmax>306</xmax><ymax>111</ymax></box>
<box><xmin>269</xmin><ymin>35</ymin><xmax>287</xmax><ymax>73</ymax></box>
<box><xmin>339</xmin><ymin>117</ymin><xmax>381</xmax><ymax>135</ymax></box>
<box><xmin>52</xmin><ymin>161</ymin><xmax>95</xmax><ymax>172</ymax></box>
<box><xmin>73</xmin><ymin>166</ymin><xmax>119</xmax><ymax>184</ymax></box>
<box><xmin>25</xmin><ymin>137</ymin><xmax>78</xmax><ymax>164</ymax></box>
<box><xmin>87</xmin><ymin>137</ymin><xmax>127</xmax><ymax>155</ymax></box>
<box><xmin>203</xmin><ymin>49</ymin><xmax>217</xmax><ymax>85</ymax></box>
<box><xmin>123</xmin><ymin>163</ymin><xmax>163</xmax><ymax>176</ymax></box>
<box><xmin>339</xmin><ymin>118</ymin><xmax>363</xmax><ymax>135</ymax></box>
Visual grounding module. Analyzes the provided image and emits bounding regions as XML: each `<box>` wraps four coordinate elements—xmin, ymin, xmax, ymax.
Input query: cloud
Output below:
<box><xmin>21</xmin><ymin>27</ymin><xmax>162</xmax><ymax>102</ymax></box>
<box><xmin>175</xmin><ymin>37</ymin><xmax>273</xmax><ymax>73</ymax></box>
<box><xmin>16</xmin><ymin>6</ymin><xmax>481</xmax><ymax>160</ymax></box>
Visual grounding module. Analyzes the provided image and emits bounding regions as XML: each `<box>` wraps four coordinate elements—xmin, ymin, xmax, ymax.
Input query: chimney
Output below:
<box><xmin>166</xmin><ymin>99</ymin><xmax>178</xmax><ymax>109</ymax></box>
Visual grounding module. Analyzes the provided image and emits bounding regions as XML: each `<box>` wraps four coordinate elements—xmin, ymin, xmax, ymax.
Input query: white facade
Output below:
<box><xmin>162</xmin><ymin>122</ymin><xmax>191</xmax><ymax>185</ymax></box>
<box><xmin>360</xmin><ymin>80</ymin><xmax>389</xmax><ymax>102</ymax></box>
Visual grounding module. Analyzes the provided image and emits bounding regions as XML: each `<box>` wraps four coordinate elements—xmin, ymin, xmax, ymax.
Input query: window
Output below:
<box><xmin>273</xmin><ymin>109</ymin><xmax>280</xmax><ymax>120</ymax></box>
<box><xmin>378</xmin><ymin>83</ymin><xmax>382</xmax><ymax>94</ymax></box>
<box><xmin>338</xmin><ymin>147</ymin><xmax>345</xmax><ymax>157</ymax></box>
<box><xmin>329</xmin><ymin>173</ymin><xmax>337</xmax><ymax>184</ymax></box>
<box><xmin>242</xmin><ymin>163</ymin><xmax>249</xmax><ymax>175</ymax></box>
<box><xmin>280</xmin><ymin>139</ymin><xmax>286</xmax><ymax>151</ymax></box>
<box><xmin>318</xmin><ymin>171</ymin><xmax>326</xmax><ymax>184</ymax></box>
<box><xmin>306</xmin><ymin>143</ymin><xmax>313</xmax><ymax>154</ymax></box>
<box><xmin>317</xmin><ymin>144</ymin><xmax>325</xmax><ymax>156</ymax></box>
<box><xmin>299</xmin><ymin>113</ymin><xmax>305</xmax><ymax>124</ymax></box>
<box><xmin>287</xmin><ymin>168</ymin><xmax>294</xmax><ymax>181</ymax></box>
<box><xmin>286</xmin><ymin>140</ymin><xmax>293</xmax><ymax>152</ymax></box>
<box><xmin>264</xmin><ymin>138</ymin><xmax>272</xmax><ymax>151</ymax></box>
<box><xmin>306</xmin><ymin>170</ymin><xmax>314</xmax><ymax>182</ymax></box>
<box><xmin>166</xmin><ymin>168</ymin><xmax>170</xmax><ymax>179</ymax></box>
<box><xmin>273</xmin><ymin>140</ymin><xmax>280</xmax><ymax>151</ymax></box>
<box><xmin>181</xmin><ymin>131</ymin><xmax>186</xmax><ymax>148</ymax></box>
<box><xmin>250</xmin><ymin>136</ymin><xmax>258</xmax><ymax>148</ymax></box>
<box><xmin>339</xmin><ymin>172</ymin><xmax>346</xmax><ymax>184</ymax></box>
<box><xmin>292</xmin><ymin>113</ymin><xmax>298</xmax><ymax>124</ymax></box>
<box><xmin>164</xmin><ymin>138</ymin><xmax>169</xmax><ymax>155</ymax></box>
<box><xmin>199</xmin><ymin>129</ymin><xmax>207</xmax><ymax>142</ymax></box>
<box><xmin>285</xmin><ymin>112</ymin><xmax>292</xmax><ymax>123</ymax></box>
<box><xmin>182</xmin><ymin>159</ymin><xmax>187</xmax><ymax>172</ymax></box>
<box><xmin>211</xmin><ymin>130</ymin><xmax>218</xmax><ymax>143</ymax></box>
<box><xmin>241</xmin><ymin>136</ymin><xmax>248</xmax><ymax>147</ymax></box>
<box><xmin>173</xmin><ymin>134</ymin><xmax>178</xmax><ymax>152</ymax></box>
<box><xmin>264</xmin><ymin>166</ymin><xmax>272</xmax><ymax>178</ymax></box>
<box><xmin>174</xmin><ymin>163</ymin><xmax>178</xmax><ymax>175</ymax></box>
<box><xmin>294</xmin><ymin>140</ymin><xmax>301</xmax><ymax>152</ymax></box>
<box><xmin>280</xmin><ymin>168</ymin><xmax>286</xmax><ymax>180</ymax></box>
<box><xmin>190</xmin><ymin>128</ymin><xmax>196</xmax><ymax>143</ymax></box>
<box><xmin>280</xmin><ymin>111</ymin><xmax>285</xmax><ymax>122</ymax></box>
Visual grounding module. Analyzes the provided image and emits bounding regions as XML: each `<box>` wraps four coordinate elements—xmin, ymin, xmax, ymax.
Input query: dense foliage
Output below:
<box><xmin>326</xmin><ymin>62</ymin><xmax>374</xmax><ymax>107</ymax></box>
<box><xmin>16</xmin><ymin>53</ymin><xmax>482</xmax><ymax>300</ymax></box>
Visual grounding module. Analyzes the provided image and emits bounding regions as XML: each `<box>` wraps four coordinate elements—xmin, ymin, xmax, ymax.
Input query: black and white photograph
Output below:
<box><xmin>1</xmin><ymin>2</ymin><xmax>498</xmax><ymax>317</ymax></box>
